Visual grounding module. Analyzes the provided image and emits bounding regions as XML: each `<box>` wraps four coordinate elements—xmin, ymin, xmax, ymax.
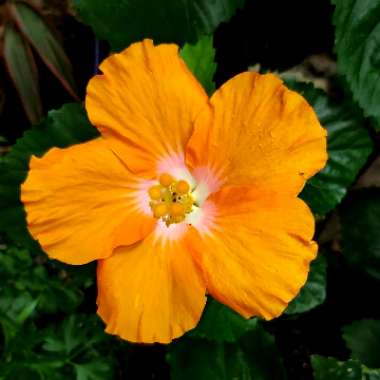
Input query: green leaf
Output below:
<box><xmin>288</xmin><ymin>82</ymin><xmax>372</xmax><ymax>215</ymax></box>
<box><xmin>73</xmin><ymin>0</ymin><xmax>245</xmax><ymax>51</ymax></box>
<box><xmin>365</xmin><ymin>369</ymin><xmax>380</xmax><ymax>380</ymax></box>
<box><xmin>180</xmin><ymin>35</ymin><xmax>216</xmax><ymax>95</ymax></box>
<box><xmin>168</xmin><ymin>320</ymin><xmax>286</xmax><ymax>380</ymax></box>
<box><xmin>189</xmin><ymin>299</ymin><xmax>257</xmax><ymax>342</ymax></box>
<box><xmin>311</xmin><ymin>356</ymin><xmax>363</xmax><ymax>380</ymax></box>
<box><xmin>10</xmin><ymin>3</ymin><xmax>79</xmax><ymax>100</ymax></box>
<box><xmin>341</xmin><ymin>189</ymin><xmax>380</xmax><ymax>280</ymax></box>
<box><xmin>342</xmin><ymin>319</ymin><xmax>380</xmax><ymax>368</ymax></box>
<box><xmin>3</xmin><ymin>24</ymin><xmax>43</xmax><ymax>124</ymax></box>
<box><xmin>0</xmin><ymin>246</ymin><xmax>84</xmax><ymax>316</ymax></box>
<box><xmin>169</xmin><ymin>340</ymin><xmax>251</xmax><ymax>380</ymax></box>
<box><xmin>43</xmin><ymin>315</ymin><xmax>105</xmax><ymax>355</ymax></box>
<box><xmin>286</xmin><ymin>254</ymin><xmax>327</xmax><ymax>314</ymax></box>
<box><xmin>0</xmin><ymin>103</ymin><xmax>98</xmax><ymax>246</ymax></box>
<box><xmin>332</xmin><ymin>0</ymin><xmax>380</xmax><ymax>125</ymax></box>
<box><xmin>74</xmin><ymin>361</ymin><xmax>112</xmax><ymax>380</ymax></box>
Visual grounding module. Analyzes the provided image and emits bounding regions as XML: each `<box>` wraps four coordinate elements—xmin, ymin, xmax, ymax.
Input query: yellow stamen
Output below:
<box><xmin>148</xmin><ymin>185</ymin><xmax>162</xmax><ymax>200</ymax></box>
<box><xmin>153</xmin><ymin>203</ymin><xmax>168</xmax><ymax>218</ymax></box>
<box><xmin>159</xmin><ymin>173</ymin><xmax>173</xmax><ymax>187</ymax></box>
<box><xmin>176</xmin><ymin>180</ymin><xmax>190</xmax><ymax>195</ymax></box>
<box><xmin>149</xmin><ymin>174</ymin><xmax>195</xmax><ymax>226</ymax></box>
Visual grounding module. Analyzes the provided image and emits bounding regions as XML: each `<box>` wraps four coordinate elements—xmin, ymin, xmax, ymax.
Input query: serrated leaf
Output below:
<box><xmin>332</xmin><ymin>0</ymin><xmax>380</xmax><ymax>126</ymax></box>
<box><xmin>73</xmin><ymin>0</ymin><xmax>245</xmax><ymax>51</ymax></box>
<box><xmin>74</xmin><ymin>361</ymin><xmax>112</xmax><ymax>380</ymax></box>
<box><xmin>288</xmin><ymin>82</ymin><xmax>372</xmax><ymax>215</ymax></box>
<box><xmin>11</xmin><ymin>2</ymin><xmax>79</xmax><ymax>100</ymax></box>
<box><xmin>0</xmin><ymin>103</ymin><xmax>98</xmax><ymax>246</ymax></box>
<box><xmin>342</xmin><ymin>319</ymin><xmax>380</xmax><ymax>368</ymax></box>
<box><xmin>168</xmin><ymin>320</ymin><xmax>286</xmax><ymax>380</ymax></box>
<box><xmin>180</xmin><ymin>35</ymin><xmax>216</xmax><ymax>95</ymax></box>
<box><xmin>341</xmin><ymin>189</ymin><xmax>380</xmax><ymax>280</ymax></box>
<box><xmin>43</xmin><ymin>315</ymin><xmax>104</xmax><ymax>355</ymax></box>
<box><xmin>3</xmin><ymin>24</ymin><xmax>43</xmax><ymax>124</ymax></box>
<box><xmin>311</xmin><ymin>356</ymin><xmax>363</xmax><ymax>380</ymax></box>
<box><xmin>286</xmin><ymin>254</ymin><xmax>327</xmax><ymax>314</ymax></box>
<box><xmin>189</xmin><ymin>299</ymin><xmax>256</xmax><ymax>342</ymax></box>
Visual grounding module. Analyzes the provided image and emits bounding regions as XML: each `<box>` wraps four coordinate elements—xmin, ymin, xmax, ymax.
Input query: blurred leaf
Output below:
<box><xmin>332</xmin><ymin>0</ymin><xmax>380</xmax><ymax>127</ymax></box>
<box><xmin>169</xmin><ymin>319</ymin><xmax>286</xmax><ymax>380</ymax></box>
<box><xmin>288</xmin><ymin>82</ymin><xmax>372</xmax><ymax>215</ymax></box>
<box><xmin>286</xmin><ymin>254</ymin><xmax>327</xmax><ymax>314</ymax></box>
<box><xmin>0</xmin><ymin>103</ymin><xmax>98</xmax><ymax>247</ymax></box>
<box><xmin>0</xmin><ymin>246</ymin><xmax>85</xmax><ymax>347</ymax></box>
<box><xmin>169</xmin><ymin>340</ymin><xmax>251</xmax><ymax>380</ymax></box>
<box><xmin>10</xmin><ymin>2</ymin><xmax>79</xmax><ymax>100</ymax></box>
<box><xmin>16</xmin><ymin>297</ymin><xmax>39</xmax><ymax>324</ymax></box>
<box><xmin>180</xmin><ymin>35</ymin><xmax>216</xmax><ymax>95</ymax></box>
<box><xmin>311</xmin><ymin>356</ymin><xmax>362</xmax><ymax>380</ymax></box>
<box><xmin>342</xmin><ymin>319</ymin><xmax>380</xmax><ymax>368</ymax></box>
<box><xmin>366</xmin><ymin>369</ymin><xmax>380</xmax><ymax>380</ymax></box>
<box><xmin>73</xmin><ymin>0</ymin><xmax>245</xmax><ymax>51</ymax></box>
<box><xmin>341</xmin><ymin>189</ymin><xmax>380</xmax><ymax>280</ymax></box>
<box><xmin>43</xmin><ymin>315</ymin><xmax>105</xmax><ymax>356</ymax></box>
<box><xmin>3</xmin><ymin>24</ymin><xmax>43</xmax><ymax>124</ymax></box>
<box><xmin>74</xmin><ymin>361</ymin><xmax>111</xmax><ymax>380</ymax></box>
<box><xmin>189</xmin><ymin>299</ymin><xmax>256</xmax><ymax>342</ymax></box>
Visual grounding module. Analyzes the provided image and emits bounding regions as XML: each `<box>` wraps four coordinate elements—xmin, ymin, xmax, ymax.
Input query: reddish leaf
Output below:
<box><xmin>3</xmin><ymin>24</ymin><xmax>43</xmax><ymax>124</ymax></box>
<box><xmin>10</xmin><ymin>2</ymin><xmax>79</xmax><ymax>100</ymax></box>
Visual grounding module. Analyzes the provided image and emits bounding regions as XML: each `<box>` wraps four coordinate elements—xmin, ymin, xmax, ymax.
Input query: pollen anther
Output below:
<box><xmin>159</xmin><ymin>173</ymin><xmax>173</xmax><ymax>187</ymax></box>
<box><xmin>148</xmin><ymin>185</ymin><xmax>162</xmax><ymax>200</ymax></box>
<box><xmin>148</xmin><ymin>173</ymin><xmax>194</xmax><ymax>226</ymax></box>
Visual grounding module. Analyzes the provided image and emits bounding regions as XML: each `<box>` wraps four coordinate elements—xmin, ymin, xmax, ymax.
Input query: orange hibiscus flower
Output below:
<box><xmin>21</xmin><ymin>39</ymin><xmax>327</xmax><ymax>344</ymax></box>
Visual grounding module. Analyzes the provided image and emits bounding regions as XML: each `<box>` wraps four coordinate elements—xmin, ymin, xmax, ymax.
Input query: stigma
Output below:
<box><xmin>148</xmin><ymin>173</ymin><xmax>194</xmax><ymax>226</ymax></box>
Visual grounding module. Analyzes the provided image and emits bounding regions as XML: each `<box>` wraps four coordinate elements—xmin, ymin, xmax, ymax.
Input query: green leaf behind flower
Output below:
<box><xmin>72</xmin><ymin>0</ymin><xmax>245</xmax><ymax>51</ymax></box>
<box><xmin>287</xmin><ymin>82</ymin><xmax>372</xmax><ymax>215</ymax></box>
<box><xmin>341</xmin><ymin>189</ymin><xmax>380</xmax><ymax>280</ymax></box>
<box><xmin>285</xmin><ymin>253</ymin><xmax>327</xmax><ymax>314</ymax></box>
<box><xmin>168</xmin><ymin>319</ymin><xmax>286</xmax><ymax>380</ymax></box>
<box><xmin>332</xmin><ymin>0</ymin><xmax>380</xmax><ymax>126</ymax></box>
<box><xmin>189</xmin><ymin>298</ymin><xmax>257</xmax><ymax>342</ymax></box>
<box><xmin>180</xmin><ymin>35</ymin><xmax>217</xmax><ymax>95</ymax></box>
<box><xmin>0</xmin><ymin>103</ymin><xmax>98</xmax><ymax>247</ymax></box>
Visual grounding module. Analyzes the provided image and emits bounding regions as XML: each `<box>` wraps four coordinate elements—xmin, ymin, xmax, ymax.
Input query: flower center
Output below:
<box><xmin>148</xmin><ymin>173</ymin><xmax>195</xmax><ymax>226</ymax></box>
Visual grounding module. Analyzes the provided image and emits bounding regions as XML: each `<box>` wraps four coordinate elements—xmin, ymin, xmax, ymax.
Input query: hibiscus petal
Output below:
<box><xmin>186</xmin><ymin>72</ymin><xmax>327</xmax><ymax>196</ymax></box>
<box><xmin>186</xmin><ymin>186</ymin><xmax>317</xmax><ymax>320</ymax></box>
<box><xmin>86</xmin><ymin>39</ymin><xmax>209</xmax><ymax>176</ymax></box>
<box><xmin>97</xmin><ymin>223</ymin><xmax>207</xmax><ymax>343</ymax></box>
<box><xmin>21</xmin><ymin>138</ymin><xmax>155</xmax><ymax>265</ymax></box>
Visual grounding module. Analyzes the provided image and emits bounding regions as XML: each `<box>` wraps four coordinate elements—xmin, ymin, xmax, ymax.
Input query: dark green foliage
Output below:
<box><xmin>73</xmin><ymin>0</ymin><xmax>245</xmax><ymax>51</ymax></box>
<box><xmin>288</xmin><ymin>82</ymin><xmax>373</xmax><ymax>215</ymax></box>
<box><xmin>189</xmin><ymin>299</ymin><xmax>257</xmax><ymax>342</ymax></box>
<box><xmin>341</xmin><ymin>189</ymin><xmax>380</xmax><ymax>280</ymax></box>
<box><xmin>285</xmin><ymin>254</ymin><xmax>327</xmax><ymax>315</ymax></box>
<box><xmin>332</xmin><ymin>0</ymin><xmax>380</xmax><ymax>125</ymax></box>
<box><xmin>342</xmin><ymin>320</ymin><xmax>380</xmax><ymax>368</ymax></box>
<box><xmin>311</xmin><ymin>356</ymin><xmax>363</xmax><ymax>380</ymax></box>
<box><xmin>168</xmin><ymin>319</ymin><xmax>286</xmax><ymax>380</ymax></box>
<box><xmin>0</xmin><ymin>103</ymin><xmax>98</xmax><ymax>247</ymax></box>
<box><xmin>0</xmin><ymin>245</ymin><xmax>115</xmax><ymax>380</ymax></box>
